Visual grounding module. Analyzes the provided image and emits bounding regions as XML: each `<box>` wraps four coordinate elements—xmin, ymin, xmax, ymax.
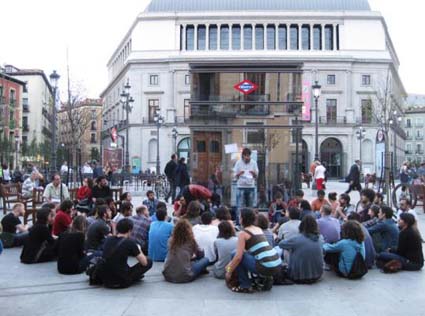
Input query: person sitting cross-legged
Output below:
<box><xmin>148</xmin><ymin>207</ymin><xmax>174</xmax><ymax>262</ymax></box>
<box><xmin>57</xmin><ymin>216</ymin><xmax>101</xmax><ymax>275</ymax></box>
<box><xmin>367</xmin><ymin>206</ymin><xmax>399</xmax><ymax>253</ymax></box>
<box><xmin>279</xmin><ymin>215</ymin><xmax>324</xmax><ymax>284</ymax></box>
<box><xmin>225</xmin><ymin>208</ymin><xmax>282</xmax><ymax>293</ymax></box>
<box><xmin>376</xmin><ymin>213</ymin><xmax>423</xmax><ymax>272</ymax></box>
<box><xmin>323</xmin><ymin>221</ymin><xmax>366</xmax><ymax>278</ymax></box>
<box><xmin>317</xmin><ymin>204</ymin><xmax>341</xmax><ymax>244</ymax></box>
<box><xmin>162</xmin><ymin>219</ymin><xmax>210</xmax><ymax>283</ymax></box>
<box><xmin>100</xmin><ymin>218</ymin><xmax>152</xmax><ymax>288</ymax></box>
<box><xmin>0</xmin><ymin>203</ymin><xmax>29</xmax><ymax>248</ymax></box>
<box><xmin>213</xmin><ymin>221</ymin><xmax>238</xmax><ymax>279</ymax></box>
<box><xmin>130</xmin><ymin>205</ymin><xmax>151</xmax><ymax>253</ymax></box>
<box><xmin>192</xmin><ymin>212</ymin><xmax>219</xmax><ymax>263</ymax></box>
<box><xmin>20</xmin><ymin>208</ymin><xmax>57</xmax><ymax>264</ymax></box>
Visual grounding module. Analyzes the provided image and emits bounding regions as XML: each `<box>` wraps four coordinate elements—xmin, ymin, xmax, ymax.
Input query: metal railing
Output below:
<box><xmin>318</xmin><ymin>116</ymin><xmax>347</xmax><ymax>125</ymax></box>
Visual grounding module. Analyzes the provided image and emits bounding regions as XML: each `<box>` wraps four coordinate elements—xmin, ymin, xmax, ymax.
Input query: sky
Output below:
<box><xmin>1</xmin><ymin>0</ymin><xmax>424</xmax><ymax>98</ymax></box>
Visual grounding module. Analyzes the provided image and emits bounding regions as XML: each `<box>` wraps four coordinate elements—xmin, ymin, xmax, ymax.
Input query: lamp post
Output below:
<box><xmin>120</xmin><ymin>79</ymin><xmax>134</xmax><ymax>171</ymax></box>
<box><xmin>154</xmin><ymin>109</ymin><xmax>164</xmax><ymax>175</ymax></box>
<box><xmin>14</xmin><ymin>134</ymin><xmax>19</xmax><ymax>170</ymax></box>
<box><xmin>312</xmin><ymin>81</ymin><xmax>322</xmax><ymax>161</ymax></box>
<box><xmin>356</xmin><ymin>126</ymin><xmax>366</xmax><ymax>175</ymax></box>
<box><xmin>172</xmin><ymin>127</ymin><xmax>178</xmax><ymax>154</ymax></box>
<box><xmin>389</xmin><ymin>111</ymin><xmax>403</xmax><ymax>177</ymax></box>
<box><xmin>49</xmin><ymin>70</ymin><xmax>60</xmax><ymax>174</ymax></box>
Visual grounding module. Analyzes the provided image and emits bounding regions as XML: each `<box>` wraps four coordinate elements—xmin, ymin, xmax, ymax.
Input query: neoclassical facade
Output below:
<box><xmin>101</xmin><ymin>0</ymin><xmax>406</xmax><ymax>178</ymax></box>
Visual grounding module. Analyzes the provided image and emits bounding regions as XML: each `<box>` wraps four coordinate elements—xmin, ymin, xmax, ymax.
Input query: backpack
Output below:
<box><xmin>345</xmin><ymin>250</ymin><xmax>368</xmax><ymax>279</ymax></box>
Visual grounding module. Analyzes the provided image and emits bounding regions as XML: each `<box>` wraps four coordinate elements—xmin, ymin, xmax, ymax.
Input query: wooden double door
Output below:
<box><xmin>191</xmin><ymin>131</ymin><xmax>222</xmax><ymax>185</ymax></box>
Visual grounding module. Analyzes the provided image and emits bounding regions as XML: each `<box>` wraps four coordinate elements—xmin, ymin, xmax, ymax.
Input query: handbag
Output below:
<box><xmin>342</xmin><ymin>249</ymin><xmax>368</xmax><ymax>279</ymax></box>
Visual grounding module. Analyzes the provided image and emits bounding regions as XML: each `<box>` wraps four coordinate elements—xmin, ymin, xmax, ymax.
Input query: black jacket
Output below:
<box><xmin>164</xmin><ymin>160</ymin><xmax>177</xmax><ymax>181</ymax></box>
<box><xmin>395</xmin><ymin>227</ymin><xmax>424</xmax><ymax>266</ymax></box>
<box><xmin>347</xmin><ymin>164</ymin><xmax>360</xmax><ymax>183</ymax></box>
<box><xmin>175</xmin><ymin>162</ymin><xmax>190</xmax><ymax>187</ymax></box>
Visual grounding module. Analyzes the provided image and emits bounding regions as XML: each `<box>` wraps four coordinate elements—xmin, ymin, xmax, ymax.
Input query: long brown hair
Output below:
<box><xmin>169</xmin><ymin>219</ymin><xmax>197</xmax><ymax>253</ymax></box>
<box><xmin>342</xmin><ymin>220</ymin><xmax>364</xmax><ymax>243</ymax></box>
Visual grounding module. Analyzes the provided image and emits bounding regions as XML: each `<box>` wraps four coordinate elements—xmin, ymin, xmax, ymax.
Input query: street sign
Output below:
<box><xmin>233</xmin><ymin>80</ymin><xmax>258</xmax><ymax>95</ymax></box>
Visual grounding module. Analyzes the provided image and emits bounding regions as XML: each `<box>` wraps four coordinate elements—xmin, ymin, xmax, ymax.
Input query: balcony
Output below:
<box><xmin>416</xmin><ymin>136</ymin><xmax>424</xmax><ymax>140</ymax></box>
<box><xmin>23</xmin><ymin>124</ymin><xmax>29</xmax><ymax>132</ymax></box>
<box><xmin>416</xmin><ymin>150</ymin><xmax>424</xmax><ymax>155</ymax></box>
<box><xmin>406</xmin><ymin>135</ymin><xmax>413</xmax><ymax>140</ymax></box>
<box><xmin>23</xmin><ymin>104</ymin><xmax>29</xmax><ymax>112</ymax></box>
<box><xmin>416</xmin><ymin>123</ymin><xmax>424</xmax><ymax>128</ymax></box>
<box><xmin>319</xmin><ymin>116</ymin><xmax>348</xmax><ymax>125</ymax></box>
<box><xmin>405</xmin><ymin>150</ymin><xmax>412</xmax><ymax>155</ymax></box>
<box><xmin>190</xmin><ymin>103</ymin><xmax>277</xmax><ymax>119</ymax></box>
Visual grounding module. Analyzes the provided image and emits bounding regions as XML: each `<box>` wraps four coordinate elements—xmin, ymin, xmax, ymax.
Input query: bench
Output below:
<box><xmin>0</xmin><ymin>183</ymin><xmax>22</xmax><ymax>214</ymax></box>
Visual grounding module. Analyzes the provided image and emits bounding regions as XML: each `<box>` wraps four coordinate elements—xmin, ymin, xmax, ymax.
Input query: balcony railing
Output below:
<box><xmin>406</xmin><ymin>135</ymin><xmax>413</xmax><ymax>140</ymax></box>
<box><xmin>416</xmin><ymin>123</ymin><xmax>424</xmax><ymax>128</ymax></box>
<box><xmin>416</xmin><ymin>150</ymin><xmax>424</xmax><ymax>155</ymax></box>
<box><xmin>416</xmin><ymin>136</ymin><xmax>424</xmax><ymax>140</ymax></box>
<box><xmin>23</xmin><ymin>104</ymin><xmax>29</xmax><ymax>112</ymax></box>
<box><xmin>406</xmin><ymin>150</ymin><xmax>413</xmax><ymax>155</ymax></box>
<box><xmin>23</xmin><ymin>124</ymin><xmax>29</xmax><ymax>132</ymax></box>
<box><xmin>319</xmin><ymin>116</ymin><xmax>347</xmax><ymax>125</ymax></box>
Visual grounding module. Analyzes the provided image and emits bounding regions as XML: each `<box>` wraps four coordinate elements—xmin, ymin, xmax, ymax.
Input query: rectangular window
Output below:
<box><xmin>220</xmin><ymin>25</ymin><xmax>229</xmax><ymax>50</ymax></box>
<box><xmin>406</xmin><ymin>119</ymin><xmax>411</xmax><ymax>128</ymax></box>
<box><xmin>416</xmin><ymin>118</ymin><xmax>423</xmax><ymax>127</ymax></box>
<box><xmin>185</xmin><ymin>74</ymin><xmax>190</xmax><ymax>85</ymax></box>
<box><xmin>184</xmin><ymin>99</ymin><xmax>191</xmax><ymax>121</ymax></box>
<box><xmin>232</xmin><ymin>25</ymin><xmax>241</xmax><ymax>50</ymax></box>
<box><xmin>326</xmin><ymin>99</ymin><xmax>337</xmax><ymax>123</ymax></box>
<box><xmin>278</xmin><ymin>25</ymin><xmax>287</xmax><ymax>50</ymax></box>
<box><xmin>362</xmin><ymin>75</ymin><xmax>371</xmax><ymax>86</ymax></box>
<box><xmin>197</xmin><ymin>25</ymin><xmax>206</xmax><ymax>50</ymax></box>
<box><xmin>186</xmin><ymin>25</ymin><xmax>195</xmax><ymax>50</ymax></box>
<box><xmin>243</xmin><ymin>25</ymin><xmax>253</xmax><ymax>49</ymax></box>
<box><xmin>10</xmin><ymin>89</ymin><xmax>16</xmax><ymax>105</ymax></box>
<box><xmin>327</xmin><ymin>75</ymin><xmax>336</xmax><ymax>85</ymax></box>
<box><xmin>324</xmin><ymin>25</ymin><xmax>333</xmax><ymax>50</ymax></box>
<box><xmin>91</xmin><ymin>133</ymin><xmax>96</xmax><ymax>143</ymax></box>
<box><xmin>301</xmin><ymin>25</ymin><xmax>310</xmax><ymax>50</ymax></box>
<box><xmin>406</xmin><ymin>144</ymin><xmax>412</xmax><ymax>153</ymax></box>
<box><xmin>0</xmin><ymin>85</ymin><xmax>3</xmax><ymax>98</ymax></box>
<box><xmin>361</xmin><ymin>99</ymin><xmax>372</xmax><ymax>124</ymax></box>
<box><xmin>196</xmin><ymin>140</ymin><xmax>206</xmax><ymax>152</ymax></box>
<box><xmin>290</xmin><ymin>25</ymin><xmax>298</xmax><ymax>50</ymax></box>
<box><xmin>148</xmin><ymin>99</ymin><xmax>160</xmax><ymax>123</ymax></box>
<box><xmin>266</xmin><ymin>25</ymin><xmax>275</xmax><ymax>50</ymax></box>
<box><xmin>149</xmin><ymin>74</ymin><xmax>159</xmax><ymax>86</ymax></box>
<box><xmin>313</xmin><ymin>25</ymin><xmax>321</xmax><ymax>50</ymax></box>
<box><xmin>209</xmin><ymin>25</ymin><xmax>218</xmax><ymax>50</ymax></box>
<box><xmin>246</xmin><ymin>122</ymin><xmax>265</xmax><ymax>144</ymax></box>
<box><xmin>255</xmin><ymin>25</ymin><xmax>264</xmax><ymax>50</ymax></box>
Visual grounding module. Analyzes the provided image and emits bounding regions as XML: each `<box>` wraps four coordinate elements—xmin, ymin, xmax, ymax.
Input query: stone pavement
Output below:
<box><xmin>1</xmin><ymin>181</ymin><xmax>425</xmax><ymax>316</ymax></box>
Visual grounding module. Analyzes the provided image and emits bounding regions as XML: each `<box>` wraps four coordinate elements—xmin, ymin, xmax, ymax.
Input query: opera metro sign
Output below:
<box><xmin>234</xmin><ymin>79</ymin><xmax>258</xmax><ymax>95</ymax></box>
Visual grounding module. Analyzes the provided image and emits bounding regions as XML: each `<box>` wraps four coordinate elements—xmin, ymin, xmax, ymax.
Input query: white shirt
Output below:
<box><xmin>314</xmin><ymin>165</ymin><xmax>326</xmax><ymax>180</ymax></box>
<box><xmin>60</xmin><ymin>165</ymin><xmax>68</xmax><ymax>174</ymax></box>
<box><xmin>278</xmin><ymin>219</ymin><xmax>301</xmax><ymax>240</ymax></box>
<box><xmin>82</xmin><ymin>165</ymin><xmax>93</xmax><ymax>174</ymax></box>
<box><xmin>396</xmin><ymin>208</ymin><xmax>418</xmax><ymax>221</ymax></box>
<box><xmin>192</xmin><ymin>224</ymin><xmax>219</xmax><ymax>262</ymax></box>
<box><xmin>3</xmin><ymin>169</ymin><xmax>11</xmax><ymax>181</ymax></box>
<box><xmin>233</xmin><ymin>159</ymin><xmax>259</xmax><ymax>188</ymax></box>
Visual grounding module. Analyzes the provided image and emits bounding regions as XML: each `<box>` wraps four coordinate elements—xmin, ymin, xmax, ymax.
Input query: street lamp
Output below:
<box><xmin>14</xmin><ymin>134</ymin><xmax>20</xmax><ymax>170</ymax></box>
<box><xmin>120</xmin><ymin>79</ymin><xmax>134</xmax><ymax>171</ymax></box>
<box><xmin>389</xmin><ymin>110</ymin><xmax>403</xmax><ymax>176</ymax></box>
<box><xmin>154</xmin><ymin>109</ymin><xmax>164</xmax><ymax>175</ymax></box>
<box><xmin>356</xmin><ymin>126</ymin><xmax>366</xmax><ymax>174</ymax></box>
<box><xmin>49</xmin><ymin>70</ymin><xmax>60</xmax><ymax>173</ymax></box>
<box><xmin>312</xmin><ymin>81</ymin><xmax>321</xmax><ymax>161</ymax></box>
<box><xmin>172</xmin><ymin>127</ymin><xmax>178</xmax><ymax>154</ymax></box>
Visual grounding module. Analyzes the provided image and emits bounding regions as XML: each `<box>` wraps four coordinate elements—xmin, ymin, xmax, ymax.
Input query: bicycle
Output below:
<box><xmin>391</xmin><ymin>183</ymin><xmax>418</xmax><ymax>209</ymax></box>
<box><xmin>154</xmin><ymin>175</ymin><xmax>170</xmax><ymax>200</ymax></box>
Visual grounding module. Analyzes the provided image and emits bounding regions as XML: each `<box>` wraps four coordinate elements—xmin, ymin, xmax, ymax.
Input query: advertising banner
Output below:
<box><xmin>103</xmin><ymin>148</ymin><xmax>123</xmax><ymax>171</ymax></box>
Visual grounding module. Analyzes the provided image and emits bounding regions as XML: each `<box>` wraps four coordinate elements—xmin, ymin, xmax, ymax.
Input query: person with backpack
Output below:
<box><xmin>323</xmin><ymin>220</ymin><xmax>367</xmax><ymax>278</ymax></box>
<box><xmin>100</xmin><ymin>218</ymin><xmax>152</xmax><ymax>288</ymax></box>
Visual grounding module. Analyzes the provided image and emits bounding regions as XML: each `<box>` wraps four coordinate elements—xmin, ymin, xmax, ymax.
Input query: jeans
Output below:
<box><xmin>234</xmin><ymin>252</ymin><xmax>257</xmax><ymax>289</ymax></box>
<box><xmin>13</xmin><ymin>232</ymin><xmax>29</xmax><ymax>247</ymax></box>
<box><xmin>191</xmin><ymin>257</ymin><xmax>210</xmax><ymax>278</ymax></box>
<box><xmin>165</xmin><ymin>179</ymin><xmax>177</xmax><ymax>203</ymax></box>
<box><xmin>236</xmin><ymin>188</ymin><xmax>255</xmax><ymax>225</ymax></box>
<box><xmin>377</xmin><ymin>252</ymin><xmax>423</xmax><ymax>271</ymax></box>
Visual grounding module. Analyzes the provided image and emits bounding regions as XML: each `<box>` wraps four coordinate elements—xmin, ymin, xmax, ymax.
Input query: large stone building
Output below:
<box><xmin>0</xmin><ymin>70</ymin><xmax>25</xmax><ymax>168</ymax></box>
<box><xmin>101</xmin><ymin>0</ymin><xmax>407</xmax><ymax>186</ymax></box>
<box><xmin>58</xmin><ymin>99</ymin><xmax>102</xmax><ymax>166</ymax></box>
<box><xmin>404</xmin><ymin>95</ymin><xmax>425</xmax><ymax>165</ymax></box>
<box><xmin>4</xmin><ymin>65</ymin><xmax>55</xmax><ymax>157</ymax></box>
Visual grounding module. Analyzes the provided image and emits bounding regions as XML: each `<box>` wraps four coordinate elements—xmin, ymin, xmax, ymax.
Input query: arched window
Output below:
<box><xmin>149</xmin><ymin>139</ymin><xmax>157</xmax><ymax>162</ymax></box>
<box><xmin>177</xmin><ymin>137</ymin><xmax>191</xmax><ymax>165</ymax></box>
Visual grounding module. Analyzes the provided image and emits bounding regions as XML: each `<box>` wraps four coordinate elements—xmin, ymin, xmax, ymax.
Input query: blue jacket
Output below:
<box><xmin>367</xmin><ymin>219</ymin><xmax>399</xmax><ymax>251</ymax></box>
<box><xmin>323</xmin><ymin>239</ymin><xmax>365</xmax><ymax>276</ymax></box>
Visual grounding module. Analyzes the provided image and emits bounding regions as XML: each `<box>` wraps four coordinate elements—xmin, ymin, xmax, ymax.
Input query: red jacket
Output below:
<box><xmin>77</xmin><ymin>186</ymin><xmax>92</xmax><ymax>201</ymax></box>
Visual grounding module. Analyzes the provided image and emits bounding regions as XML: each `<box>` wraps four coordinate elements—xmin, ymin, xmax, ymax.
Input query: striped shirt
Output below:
<box><xmin>244</xmin><ymin>230</ymin><xmax>282</xmax><ymax>275</ymax></box>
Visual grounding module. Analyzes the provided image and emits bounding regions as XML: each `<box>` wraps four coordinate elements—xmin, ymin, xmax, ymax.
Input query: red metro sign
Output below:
<box><xmin>233</xmin><ymin>80</ymin><xmax>258</xmax><ymax>95</ymax></box>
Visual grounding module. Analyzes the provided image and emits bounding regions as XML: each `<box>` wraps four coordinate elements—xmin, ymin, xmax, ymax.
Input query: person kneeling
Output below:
<box><xmin>101</xmin><ymin>218</ymin><xmax>152</xmax><ymax>288</ymax></box>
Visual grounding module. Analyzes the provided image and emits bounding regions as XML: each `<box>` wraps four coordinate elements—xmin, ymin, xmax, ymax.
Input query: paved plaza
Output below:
<box><xmin>1</xmin><ymin>181</ymin><xmax>425</xmax><ymax>316</ymax></box>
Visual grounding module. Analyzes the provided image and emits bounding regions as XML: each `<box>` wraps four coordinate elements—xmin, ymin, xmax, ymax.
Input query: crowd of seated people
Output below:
<box><xmin>0</xmin><ymin>178</ymin><xmax>423</xmax><ymax>293</ymax></box>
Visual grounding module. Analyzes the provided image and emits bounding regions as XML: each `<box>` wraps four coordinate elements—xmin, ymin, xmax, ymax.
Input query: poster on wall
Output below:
<box><xmin>375</xmin><ymin>129</ymin><xmax>385</xmax><ymax>178</ymax></box>
<box><xmin>302</xmin><ymin>80</ymin><xmax>311</xmax><ymax>121</ymax></box>
<box><xmin>131</xmin><ymin>156</ymin><xmax>141</xmax><ymax>174</ymax></box>
<box><xmin>103</xmin><ymin>148</ymin><xmax>123</xmax><ymax>171</ymax></box>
